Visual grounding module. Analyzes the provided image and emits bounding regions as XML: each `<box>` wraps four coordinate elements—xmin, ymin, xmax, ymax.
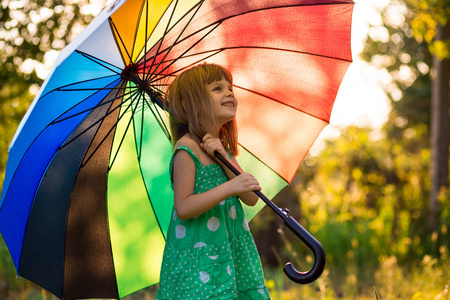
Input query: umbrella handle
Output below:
<box><xmin>283</xmin><ymin>216</ymin><xmax>326</xmax><ymax>284</ymax></box>
<box><xmin>214</xmin><ymin>152</ymin><xmax>326</xmax><ymax>284</ymax></box>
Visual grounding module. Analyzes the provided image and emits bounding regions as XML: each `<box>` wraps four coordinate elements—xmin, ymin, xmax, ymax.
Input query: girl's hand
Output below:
<box><xmin>201</xmin><ymin>133</ymin><xmax>260</xmax><ymax>206</ymax></box>
<box><xmin>200</xmin><ymin>133</ymin><xmax>228</xmax><ymax>161</ymax></box>
<box><xmin>228</xmin><ymin>173</ymin><xmax>261</xmax><ymax>195</ymax></box>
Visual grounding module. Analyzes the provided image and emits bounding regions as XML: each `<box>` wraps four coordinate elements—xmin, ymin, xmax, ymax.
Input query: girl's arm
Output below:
<box><xmin>201</xmin><ymin>134</ymin><xmax>260</xmax><ymax>207</ymax></box>
<box><xmin>226</xmin><ymin>156</ymin><xmax>261</xmax><ymax>207</ymax></box>
<box><xmin>173</xmin><ymin>148</ymin><xmax>260</xmax><ymax>220</ymax></box>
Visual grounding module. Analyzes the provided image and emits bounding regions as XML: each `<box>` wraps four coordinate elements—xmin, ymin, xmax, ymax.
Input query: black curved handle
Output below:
<box><xmin>214</xmin><ymin>152</ymin><xmax>326</xmax><ymax>284</ymax></box>
<box><xmin>283</xmin><ymin>216</ymin><xmax>326</xmax><ymax>284</ymax></box>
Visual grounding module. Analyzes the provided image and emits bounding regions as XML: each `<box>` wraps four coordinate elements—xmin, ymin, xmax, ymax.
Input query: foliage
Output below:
<box><xmin>360</xmin><ymin>0</ymin><xmax>433</xmax><ymax>130</ymax></box>
<box><xmin>406</xmin><ymin>0</ymin><xmax>450</xmax><ymax>60</ymax></box>
<box><xmin>255</xmin><ymin>124</ymin><xmax>449</xmax><ymax>298</ymax></box>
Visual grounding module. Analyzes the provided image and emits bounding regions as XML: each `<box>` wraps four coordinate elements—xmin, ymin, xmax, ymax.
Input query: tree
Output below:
<box><xmin>406</xmin><ymin>0</ymin><xmax>450</xmax><ymax>231</ymax></box>
<box><xmin>361</xmin><ymin>0</ymin><xmax>450</xmax><ymax>232</ymax></box>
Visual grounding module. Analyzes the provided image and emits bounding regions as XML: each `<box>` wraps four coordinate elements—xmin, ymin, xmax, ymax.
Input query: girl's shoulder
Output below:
<box><xmin>173</xmin><ymin>134</ymin><xmax>203</xmax><ymax>162</ymax></box>
<box><xmin>170</xmin><ymin>136</ymin><xmax>202</xmax><ymax>177</ymax></box>
<box><xmin>174</xmin><ymin>134</ymin><xmax>216</xmax><ymax>166</ymax></box>
<box><xmin>174</xmin><ymin>134</ymin><xmax>201</xmax><ymax>153</ymax></box>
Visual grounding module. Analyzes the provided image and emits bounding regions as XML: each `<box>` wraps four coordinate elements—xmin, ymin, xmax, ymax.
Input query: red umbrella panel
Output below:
<box><xmin>143</xmin><ymin>0</ymin><xmax>353</xmax><ymax>184</ymax></box>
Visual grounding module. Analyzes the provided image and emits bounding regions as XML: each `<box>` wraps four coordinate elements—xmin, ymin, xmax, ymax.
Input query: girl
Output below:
<box><xmin>156</xmin><ymin>63</ymin><xmax>270</xmax><ymax>299</ymax></box>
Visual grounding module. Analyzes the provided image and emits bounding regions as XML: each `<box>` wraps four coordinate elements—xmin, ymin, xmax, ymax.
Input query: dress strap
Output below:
<box><xmin>174</xmin><ymin>146</ymin><xmax>203</xmax><ymax>167</ymax></box>
<box><xmin>169</xmin><ymin>146</ymin><xmax>203</xmax><ymax>187</ymax></box>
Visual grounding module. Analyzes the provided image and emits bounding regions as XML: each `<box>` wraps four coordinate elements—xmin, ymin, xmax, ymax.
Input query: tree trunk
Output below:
<box><xmin>430</xmin><ymin>22</ymin><xmax>450</xmax><ymax>232</ymax></box>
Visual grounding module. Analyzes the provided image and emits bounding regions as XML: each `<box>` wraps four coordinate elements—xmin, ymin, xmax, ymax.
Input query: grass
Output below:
<box><xmin>1</xmin><ymin>234</ymin><xmax>449</xmax><ymax>300</ymax></box>
<box><xmin>1</xmin><ymin>254</ymin><xmax>448</xmax><ymax>299</ymax></box>
<box><xmin>262</xmin><ymin>253</ymin><xmax>449</xmax><ymax>300</ymax></box>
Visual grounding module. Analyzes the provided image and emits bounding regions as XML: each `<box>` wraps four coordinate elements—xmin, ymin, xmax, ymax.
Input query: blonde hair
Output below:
<box><xmin>165</xmin><ymin>63</ymin><xmax>238</xmax><ymax>156</ymax></box>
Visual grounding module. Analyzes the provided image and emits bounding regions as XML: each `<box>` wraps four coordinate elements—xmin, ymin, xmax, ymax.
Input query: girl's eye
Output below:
<box><xmin>213</xmin><ymin>86</ymin><xmax>221</xmax><ymax>91</ymax></box>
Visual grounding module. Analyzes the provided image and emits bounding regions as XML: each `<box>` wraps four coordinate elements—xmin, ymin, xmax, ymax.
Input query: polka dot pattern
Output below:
<box><xmin>156</xmin><ymin>146</ymin><xmax>270</xmax><ymax>299</ymax></box>
<box><xmin>175</xmin><ymin>225</ymin><xmax>186</xmax><ymax>239</ymax></box>
<box><xmin>200</xmin><ymin>271</ymin><xmax>210</xmax><ymax>283</ymax></box>
<box><xmin>207</xmin><ymin>217</ymin><xmax>220</xmax><ymax>231</ymax></box>
<box><xmin>230</xmin><ymin>206</ymin><xmax>236</xmax><ymax>219</ymax></box>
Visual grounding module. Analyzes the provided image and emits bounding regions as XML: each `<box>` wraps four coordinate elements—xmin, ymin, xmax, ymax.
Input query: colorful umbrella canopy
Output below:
<box><xmin>0</xmin><ymin>0</ymin><xmax>353</xmax><ymax>299</ymax></box>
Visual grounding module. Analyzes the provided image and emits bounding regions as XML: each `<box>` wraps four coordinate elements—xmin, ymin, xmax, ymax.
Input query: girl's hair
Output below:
<box><xmin>165</xmin><ymin>63</ymin><xmax>238</xmax><ymax>156</ymax></box>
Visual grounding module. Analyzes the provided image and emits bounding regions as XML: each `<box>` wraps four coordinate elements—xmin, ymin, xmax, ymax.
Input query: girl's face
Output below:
<box><xmin>206</xmin><ymin>78</ymin><xmax>236</xmax><ymax>127</ymax></box>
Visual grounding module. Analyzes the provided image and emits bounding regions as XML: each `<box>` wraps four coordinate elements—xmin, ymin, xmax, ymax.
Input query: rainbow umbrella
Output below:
<box><xmin>0</xmin><ymin>0</ymin><xmax>353</xmax><ymax>299</ymax></box>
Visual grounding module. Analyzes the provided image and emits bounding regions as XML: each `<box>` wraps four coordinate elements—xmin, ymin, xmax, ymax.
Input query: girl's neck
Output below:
<box><xmin>208</xmin><ymin>125</ymin><xmax>221</xmax><ymax>138</ymax></box>
<box><xmin>202</xmin><ymin>125</ymin><xmax>221</xmax><ymax>139</ymax></box>
<box><xmin>186</xmin><ymin>129</ymin><xmax>220</xmax><ymax>144</ymax></box>
<box><xmin>188</xmin><ymin>133</ymin><xmax>202</xmax><ymax>145</ymax></box>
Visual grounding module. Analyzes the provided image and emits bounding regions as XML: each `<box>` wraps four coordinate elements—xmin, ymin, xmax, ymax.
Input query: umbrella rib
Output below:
<box><xmin>144</xmin><ymin>0</ymin><xmax>204</xmax><ymax>81</ymax></box>
<box><xmin>138</xmin><ymin>91</ymin><xmax>145</xmax><ymax>160</ymax></box>
<box><xmin>143</xmin><ymin>0</ymin><xmax>181</xmax><ymax>82</ymax></box>
<box><xmin>145</xmin><ymin>0</ymin><xmax>205</xmax><ymax>83</ymax></box>
<box><xmin>129</xmin><ymin>0</ymin><xmax>148</xmax><ymax>66</ymax></box>
<box><xmin>151</xmin><ymin>99</ymin><xmax>171</xmax><ymax>141</ymax></box>
<box><xmin>108</xmin><ymin>92</ymin><xmax>142</xmax><ymax>170</ymax></box>
<box><xmin>204</xmin><ymin>1</ymin><xmax>355</xmax><ymax>25</ymax></box>
<box><xmin>142</xmin><ymin>1</ymin><xmax>206</xmax><ymax>93</ymax></box>
<box><xmin>60</xmin><ymin>88</ymin><xmax>140</xmax><ymax>150</ymax></box>
<box><xmin>233</xmin><ymin>84</ymin><xmax>330</xmax><ymax>122</ymax></box>
<box><xmin>147</xmin><ymin>48</ymin><xmax>222</xmax><ymax>84</ymax></box>
<box><xmin>141</xmin><ymin>0</ymin><xmax>150</xmax><ymax>84</ymax></box>
<box><xmin>81</xmin><ymin>89</ymin><xmax>141</xmax><ymax>168</ymax></box>
<box><xmin>150</xmin><ymin>44</ymin><xmax>352</xmax><ymax>70</ymax></box>
<box><xmin>109</xmin><ymin>17</ymin><xmax>133</xmax><ymax>66</ymax></box>
<box><xmin>175</xmin><ymin>45</ymin><xmax>352</xmax><ymax>63</ymax></box>
<box><xmin>138</xmin><ymin>0</ymin><xmax>205</xmax><ymax>69</ymax></box>
<box><xmin>238</xmin><ymin>143</ymin><xmax>289</xmax><ymax>185</ymax></box>
<box><xmin>146</xmin><ymin>23</ymin><xmax>221</xmax><ymax>84</ymax></box>
<box><xmin>58</xmin><ymin>86</ymin><xmax>128</xmax><ymax>92</ymax></box>
<box><xmin>51</xmin><ymin>88</ymin><xmax>137</xmax><ymax>125</ymax></box>
<box><xmin>37</xmin><ymin>74</ymin><xmax>119</xmax><ymax>99</ymax></box>
<box><xmin>75</xmin><ymin>50</ymin><xmax>123</xmax><ymax>75</ymax></box>
<box><xmin>142</xmin><ymin>93</ymin><xmax>172</xmax><ymax>141</ymax></box>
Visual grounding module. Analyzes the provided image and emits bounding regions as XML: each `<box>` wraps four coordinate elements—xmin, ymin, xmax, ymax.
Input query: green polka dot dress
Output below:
<box><xmin>156</xmin><ymin>146</ymin><xmax>270</xmax><ymax>300</ymax></box>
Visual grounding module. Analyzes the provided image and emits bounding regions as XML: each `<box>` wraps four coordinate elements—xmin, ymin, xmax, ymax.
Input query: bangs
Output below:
<box><xmin>203</xmin><ymin>64</ymin><xmax>233</xmax><ymax>85</ymax></box>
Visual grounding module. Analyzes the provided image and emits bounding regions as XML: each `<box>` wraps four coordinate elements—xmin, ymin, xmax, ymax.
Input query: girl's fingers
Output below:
<box><xmin>232</xmin><ymin>173</ymin><xmax>261</xmax><ymax>194</ymax></box>
<box><xmin>201</xmin><ymin>134</ymin><xmax>225</xmax><ymax>157</ymax></box>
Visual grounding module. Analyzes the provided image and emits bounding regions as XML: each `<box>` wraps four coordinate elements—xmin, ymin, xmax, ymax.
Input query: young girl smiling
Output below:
<box><xmin>156</xmin><ymin>63</ymin><xmax>270</xmax><ymax>299</ymax></box>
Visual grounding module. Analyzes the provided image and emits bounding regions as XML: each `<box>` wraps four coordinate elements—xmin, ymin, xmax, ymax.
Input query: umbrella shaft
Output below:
<box><xmin>214</xmin><ymin>152</ymin><xmax>287</xmax><ymax>220</ymax></box>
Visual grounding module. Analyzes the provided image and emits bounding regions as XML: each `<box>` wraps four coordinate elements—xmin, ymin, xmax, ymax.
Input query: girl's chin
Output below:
<box><xmin>219</xmin><ymin>115</ymin><xmax>235</xmax><ymax>125</ymax></box>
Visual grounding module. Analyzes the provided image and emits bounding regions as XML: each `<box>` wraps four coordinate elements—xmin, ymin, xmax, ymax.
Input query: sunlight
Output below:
<box><xmin>310</xmin><ymin>0</ymin><xmax>393</xmax><ymax>155</ymax></box>
<box><xmin>328</xmin><ymin>0</ymin><xmax>392</xmax><ymax>130</ymax></box>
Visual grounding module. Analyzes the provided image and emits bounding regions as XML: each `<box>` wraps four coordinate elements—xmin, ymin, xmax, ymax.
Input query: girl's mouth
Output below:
<box><xmin>222</xmin><ymin>101</ymin><xmax>235</xmax><ymax>107</ymax></box>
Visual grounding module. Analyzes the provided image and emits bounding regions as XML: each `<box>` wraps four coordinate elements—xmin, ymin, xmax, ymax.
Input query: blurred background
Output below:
<box><xmin>0</xmin><ymin>0</ymin><xmax>449</xmax><ymax>299</ymax></box>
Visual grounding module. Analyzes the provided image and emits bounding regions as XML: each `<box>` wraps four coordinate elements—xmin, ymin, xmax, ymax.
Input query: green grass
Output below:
<box><xmin>263</xmin><ymin>253</ymin><xmax>449</xmax><ymax>300</ymax></box>
<box><xmin>0</xmin><ymin>253</ymin><xmax>448</xmax><ymax>299</ymax></box>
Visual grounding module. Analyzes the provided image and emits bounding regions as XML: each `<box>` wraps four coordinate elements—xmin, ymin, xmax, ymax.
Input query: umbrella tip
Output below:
<box><xmin>121</xmin><ymin>64</ymin><xmax>138</xmax><ymax>80</ymax></box>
